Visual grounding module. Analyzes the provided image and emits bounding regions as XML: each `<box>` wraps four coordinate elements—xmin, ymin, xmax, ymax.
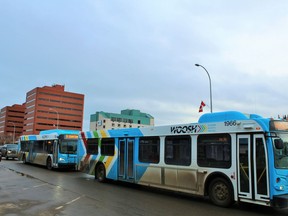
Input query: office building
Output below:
<box><xmin>90</xmin><ymin>109</ymin><xmax>154</xmax><ymax>130</ymax></box>
<box><xmin>0</xmin><ymin>104</ymin><xmax>25</xmax><ymax>144</ymax></box>
<box><xmin>22</xmin><ymin>84</ymin><xmax>84</xmax><ymax>135</ymax></box>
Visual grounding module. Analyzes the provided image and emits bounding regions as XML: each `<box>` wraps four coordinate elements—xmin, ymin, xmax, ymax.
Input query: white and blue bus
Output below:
<box><xmin>19</xmin><ymin>129</ymin><xmax>80</xmax><ymax>170</ymax></box>
<box><xmin>78</xmin><ymin>111</ymin><xmax>288</xmax><ymax>208</ymax></box>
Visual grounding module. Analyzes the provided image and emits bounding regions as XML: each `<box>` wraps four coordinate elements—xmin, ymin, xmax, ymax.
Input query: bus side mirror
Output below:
<box><xmin>275</xmin><ymin>139</ymin><xmax>284</xmax><ymax>149</ymax></box>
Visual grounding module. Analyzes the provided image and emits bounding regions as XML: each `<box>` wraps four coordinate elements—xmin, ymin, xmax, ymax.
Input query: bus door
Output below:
<box><xmin>118</xmin><ymin>138</ymin><xmax>135</xmax><ymax>181</ymax></box>
<box><xmin>237</xmin><ymin>134</ymin><xmax>269</xmax><ymax>202</ymax></box>
<box><xmin>53</xmin><ymin>140</ymin><xmax>58</xmax><ymax>166</ymax></box>
<box><xmin>28</xmin><ymin>141</ymin><xmax>34</xmax><ymax>162</ymax></box>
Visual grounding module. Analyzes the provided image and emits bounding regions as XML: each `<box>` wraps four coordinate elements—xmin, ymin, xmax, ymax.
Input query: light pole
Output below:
<box><xmin>8</xmin><ymin>122</ymin><xmax>16</xmax><ymax>144</ymax></box>
<box><xmin>195</xmin><ymin>64</ymin><xmax>213</xmax><ymax>113</ymax></box>
<box><xmin>49</xmin><ymin>108</ymin><xmax>59</xmax><ymax>129</ymax></box>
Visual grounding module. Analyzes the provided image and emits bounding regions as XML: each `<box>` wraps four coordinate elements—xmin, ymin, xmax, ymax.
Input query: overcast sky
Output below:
<box><xmin>1</xmin><ymin>0</ymin><xmax>288</xmax><ymax>130</ymax></box>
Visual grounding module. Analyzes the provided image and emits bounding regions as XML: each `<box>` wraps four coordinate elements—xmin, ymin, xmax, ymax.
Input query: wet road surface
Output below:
<box><xmin>1</xmin><ymin>160</ymin><xmax>288</xmax><ymax>216</ymax></box>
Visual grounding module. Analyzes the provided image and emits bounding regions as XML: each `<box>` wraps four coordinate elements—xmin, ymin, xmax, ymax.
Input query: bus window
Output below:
<box><xmin>20</xmin><ymin>141</ymin><xmax>29</xmax><ymax>152</ymax></box>
<box><xmin>44</xmin><ymin>140</ymin><xmax>54</xmax><ymax>154</ymax></box>
<box><xmin>255</xmin><ymin>137</ymin><xmax>268</xmax><ymax>195</ymax></box>
<box><xmin>87</xmin><ymin>138</ymin><xmax>99</xmax><ymax>154</ymax></box>
<box><xmin>101</xmin><ymin>138</ymin><xmax>115</xmax><ymax>156</ymax></box>
<box><xmin>33</xmin><ymin>141</ymin><xmax>45</xmax><ymax>153</ymax></box>
<box><xmin>59</xmin><ymin>139</ymin><xmax>77</xmax><ymax>154</ymax></box>
<box><xmin>164</xmin><ymin>135</ymin><xmax>191</xmax><ymax>166</ymax></box>
<box><xmin>139</xmin><ymin>136</ymin><xmax>160</xmax><ymax>163</ymax></box>
<box><xmin>197</xmin><ymin>134</ymin><xmax>231</xmax><ymax>168</ymax></box>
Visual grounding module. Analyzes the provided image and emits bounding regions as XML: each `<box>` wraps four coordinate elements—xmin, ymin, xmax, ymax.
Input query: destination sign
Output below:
<box><xmin>65</xmin><ymin>134</ymin><xmax>79</xmax><ymax>139</ymax></box>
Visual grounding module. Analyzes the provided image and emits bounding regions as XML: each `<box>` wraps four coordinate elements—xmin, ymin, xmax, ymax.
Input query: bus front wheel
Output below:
<box><xmin>208</xmin><ymin>178</ymin><xmax>234</xmax><ymax>207</ymax></box>
<box><xmin>46</xmin><ymin>157</ymin><xmax>52</xmax><ymax>170</ymax></box>
<box><xmin>95</xmin><ymin>163</ymin><xmax>106</xmax><ymax>183</ymax></box>
<box><xmin>22</xmin><ymin>154</ymin><xmax>26</xmax><ymax>164</ymax></box>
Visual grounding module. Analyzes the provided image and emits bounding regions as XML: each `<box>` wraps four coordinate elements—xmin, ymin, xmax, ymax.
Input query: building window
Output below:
<box><xmin>165</xmin><ymin>135</ymin><xmax>191</xmax><ymax>166</ymax></box>
<box><xmin>197</xmin><ymin>133</ymin><xmax>231</xmax><ymax>168</ymax></box>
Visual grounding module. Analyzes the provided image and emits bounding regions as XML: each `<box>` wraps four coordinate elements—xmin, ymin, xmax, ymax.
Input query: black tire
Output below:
<box><xmin>46</xmin><ymin>157</ymin><xmax>52</xmax><ymax>170</ymax></box>
<box><xmin>22</xmin><ymin>154</ymin><xmax>26</xmax><ymax>164</ymax></box>
<box><xmin>95</xmin><ymin>163</ymin><xmax>106</xmax><ymax>183</ymax></box>
<box><xmin>209</xmin><ymin>178</ymin><xmax>234</xmax><ymax>207</ymax></box>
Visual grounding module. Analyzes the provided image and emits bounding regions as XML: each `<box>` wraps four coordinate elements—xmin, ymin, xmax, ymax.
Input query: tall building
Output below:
<box><xmin>22</xmin><ymin>84</ymin><xmax>84</xmax><ymax>135</ymax></box>
<box><xmin>0</xmin><ymin>104</ymin><xmax>25</xmax><ymax>144</ymax></box>
<box><xmin>90</xmin><ymin>109</ymin><xmax>154</xmax><ymax>130</ymax></box>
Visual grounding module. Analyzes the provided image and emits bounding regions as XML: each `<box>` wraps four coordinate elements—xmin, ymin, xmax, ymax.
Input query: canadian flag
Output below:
<box><xmin>199</xmin><ymin>101</ymin><xmax>206</xmax><ymax>113</ymax></box>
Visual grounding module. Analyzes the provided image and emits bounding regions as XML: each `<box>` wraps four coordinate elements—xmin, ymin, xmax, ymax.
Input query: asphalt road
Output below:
<box><xmin>0</xmin><ymin>159</ymin><xmax>287</xmax><ymax>216</ymax></box>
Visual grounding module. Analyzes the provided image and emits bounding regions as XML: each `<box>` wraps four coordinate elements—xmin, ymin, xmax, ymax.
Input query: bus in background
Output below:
<box><xmin>19</xmin><ymin>129</ymin><xmax>79</xmax><ymax>170</ymax></box>
<box><xmin>78</xmin><ymin>111</ymin><xmax>288</xmax><ymax>208</ymax></box>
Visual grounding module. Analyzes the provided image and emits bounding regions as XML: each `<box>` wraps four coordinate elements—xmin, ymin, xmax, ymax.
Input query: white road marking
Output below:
<box><xmin>55</xmin><ymin>195</ymin><xmax>84</xmax><ymax>211</ymax></box>
<box><xmin>33</xmin><ymin>183</ymin><xmax>48</xmax><ymax>188</ymax></box>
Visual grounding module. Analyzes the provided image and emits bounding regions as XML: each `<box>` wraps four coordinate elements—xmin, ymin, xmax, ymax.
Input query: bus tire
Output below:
<box><xmin>208</xmin><ymin>177</ymin><xmax>234</xmax><ymax>207</ymax></box>
<box><xmin>95</xmin><ymin>163</ymin><xmax>106</xmax><ymax>183</ymax></box>
<box><xmin>22</xmin><ymin>154</ymin><xmax>26</xmax><ymax>164</ymax></box>
<box><xmin>46</xmin><ymin>157</ymin><xmax>53</xmax><ymax>170</ymax></box>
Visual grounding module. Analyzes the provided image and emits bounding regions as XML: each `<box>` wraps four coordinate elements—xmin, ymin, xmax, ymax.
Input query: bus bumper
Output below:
<box><xmin>273</xmin><ymin>195</ymin><xmax>288</xmax><ymax>208</ymax></box>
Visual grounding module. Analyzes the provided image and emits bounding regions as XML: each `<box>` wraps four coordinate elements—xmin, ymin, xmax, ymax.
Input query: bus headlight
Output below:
<box><xmin>275</xmin><ymin>185</ymin><xmax>285</xmax><ymax>191</ymax></box>
<box><xmin>275</xmin><ymin>177</ymin><xmax>286</xmax><ymax>191</ymax></box>
<box><xmin>59</xmin><ymin>158</ymin><xmax>65</xmax><ymax>162</ymax></box>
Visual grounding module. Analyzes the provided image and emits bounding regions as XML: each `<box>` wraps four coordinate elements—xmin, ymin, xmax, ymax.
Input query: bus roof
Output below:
<box><xmin>20</xmin><ymin>134</ymin><xmax>58</xmax><ymax>141</ymax></box>
<box><xmin>198</xmin><ymin>111</ymin><xmax>263</xmax><ymax>123</ymax></box>
<box><xmin>39</xmin><ymin>129</ymin><xmax>80</xmax><ymax>135</ymax></box>
<box><xmin>81</xmin><ymin>111</ymin><xmax>270</xmax><ymax>138</ymax></box>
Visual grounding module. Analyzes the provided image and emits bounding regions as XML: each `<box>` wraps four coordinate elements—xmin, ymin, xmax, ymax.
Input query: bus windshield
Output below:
<box><xmin>59</xmin><ymin>139</ymin><xmax>77</xmax><ymax>154</ymax></box>
<box><xmin>273</xmin><ymin>132</ymin><xmax>288</xmax><ymax>168</ymax></box>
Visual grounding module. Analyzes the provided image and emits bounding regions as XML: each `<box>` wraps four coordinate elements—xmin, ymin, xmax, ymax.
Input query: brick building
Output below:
<box><xmin>0</xmin><ymin>104</ymin><xmax>25</xmax><ymax>143</ymax></box>
<box><xmin>22</xmin><ymin>84</ymin><xmax>84</xmax><ymax>135</ymax></box>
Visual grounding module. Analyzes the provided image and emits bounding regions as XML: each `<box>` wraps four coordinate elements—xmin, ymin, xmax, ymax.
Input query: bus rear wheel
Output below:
<box><xmin>95</xmin><ymin>163</ymin><xmax>106</xmax><ymax>183</ymax></box>
<box><xmin>208</xmin><ymin>178</ymin><xmax>234</xmax><ymax>207</ymax></box>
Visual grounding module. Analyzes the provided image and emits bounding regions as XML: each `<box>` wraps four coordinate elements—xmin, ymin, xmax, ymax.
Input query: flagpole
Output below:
<box><xmin>195</xmin><ymin>64</ymin><xmax>213</xmax><ymax>113</ymax></box>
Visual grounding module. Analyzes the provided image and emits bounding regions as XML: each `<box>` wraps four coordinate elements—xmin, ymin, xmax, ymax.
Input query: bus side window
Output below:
<box><xmin>87</xmin><ymin>138</ymin><xmax>99</xmax><ymax>154</ymax></box>
<box><xmin>20</xmin><ymin>141</ymin><xmax>29</xmax><ymax>151</ymax></box>
<box><xmin>164</xmin><ymin>135</ymin><xmax>191</xmax><ymax>166</ymax></box>
<box><xmin>101</xmin><ymin>138</ymin><xmax>115</xmax><ymax>156</ymax></box>
<box><xmin>197</xmin><ymin>133</ymin><xmax>231</xmax><ymax>168</ymax></box>
<box><xmin>139</xmin><ymin>136</ymin><xmax>160</xmax><ymax>163</ymax></box>
<box><xmin>45</xmin><ymin>140</ymin><xmax>53</xmax><ymax>154</ymax></box>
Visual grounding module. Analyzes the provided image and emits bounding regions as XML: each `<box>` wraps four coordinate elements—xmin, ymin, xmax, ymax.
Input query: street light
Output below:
<box><xmin>8</xmin><ymin>122</ymin><xmax>16</xmax><ymax>144</ymax></box>
<box><xmin>195</xmin><ymin>64</ymin><xmax>213</xmax><ymax>113</ymax></box>
<box><xmin>49</xmin><ymin>108</ymin><xmax>59</xmax><ymax>129</ymax></box>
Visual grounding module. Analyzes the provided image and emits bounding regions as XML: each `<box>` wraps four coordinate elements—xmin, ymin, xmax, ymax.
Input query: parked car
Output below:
<box><xmin>1</xmin><ymin>144</ymin><xmax>18</xmax><ymax>160</ymax></box>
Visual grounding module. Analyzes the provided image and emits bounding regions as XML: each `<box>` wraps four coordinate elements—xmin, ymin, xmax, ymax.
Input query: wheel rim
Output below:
<box><xmin>97</xmin><ymin>166</ymin><xmax>104</xmax><ymax>179</ymax></box>
<box><xmin>213</xmin><ymin>182</ymin><xmax>229</xmax><ymax>201</ymax></box>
